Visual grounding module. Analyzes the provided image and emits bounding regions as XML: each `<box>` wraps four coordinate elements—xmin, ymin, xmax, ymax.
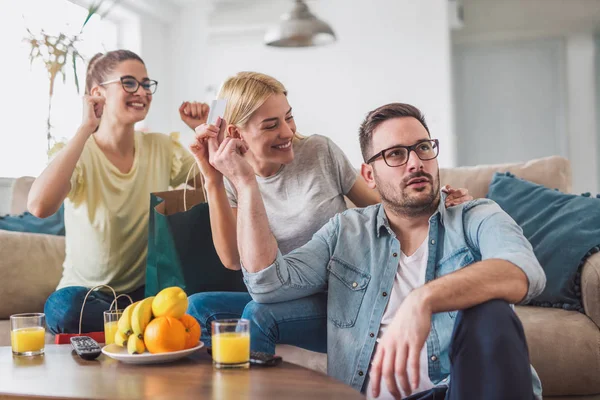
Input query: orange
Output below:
<box><xmin>179</xmin><ymin>314</ymin><xmax>201</xmax><ymax>349</ymax></box>
<box><xmin>144</xmin><ymin>316</ymin><xmax>186</xmax><ymax>354</ymax></box>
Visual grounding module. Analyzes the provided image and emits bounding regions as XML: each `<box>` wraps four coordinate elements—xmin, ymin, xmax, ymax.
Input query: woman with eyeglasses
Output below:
<box><xmin>28</xmin><ymin>50</ymin><xmax>207</xmax><ymax>334</ymax></box>
<box><xmin>186</xmin><ymin>72</ymin><xmax>473</xmax><ymax>357</ymax></box>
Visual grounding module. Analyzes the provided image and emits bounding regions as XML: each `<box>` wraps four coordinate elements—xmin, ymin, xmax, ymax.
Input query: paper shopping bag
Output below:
<box><xmin>145</xmin><ymin>189</ymin><xmax>247</xmax><ymax>297</ymax></box>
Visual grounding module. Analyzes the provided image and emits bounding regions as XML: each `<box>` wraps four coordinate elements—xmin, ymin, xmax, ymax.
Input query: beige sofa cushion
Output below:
<box><xmin>516</xmin><ymin>306</ymin><xmax>600</xmax><ymax>396</ymax></box>
<box><xmin>582</xmin><ymin>252</ymin><xmax>600</xmax><ymax>328</ymax></box>
<box><xmin>440</xmin><ymin>155</ymin><xmax>571</xmax><ymax>199</ymax></box>
<box><xmin>0</xmin><ymin>230</ymin><xmax>65</xmax><ymax>319</ymax></box>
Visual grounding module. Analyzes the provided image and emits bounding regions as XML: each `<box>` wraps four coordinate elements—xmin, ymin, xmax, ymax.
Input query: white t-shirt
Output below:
<box><xmin>366</xmin><ymin>237</ymin><xmax>435</xmax><ymax>400</ymax></box>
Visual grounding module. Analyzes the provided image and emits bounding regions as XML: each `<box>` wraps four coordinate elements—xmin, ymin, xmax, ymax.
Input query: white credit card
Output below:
<box><xmin>207</xmin><ymin>99</ymin><xmax>227</xmax><ymax>125</ymax></box>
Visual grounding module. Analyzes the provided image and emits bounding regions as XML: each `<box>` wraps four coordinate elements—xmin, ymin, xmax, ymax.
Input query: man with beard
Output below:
<box><xmin>211</xmin><ymin>102</ymin><xmax>546</xmax><ymax>400</ymax></box>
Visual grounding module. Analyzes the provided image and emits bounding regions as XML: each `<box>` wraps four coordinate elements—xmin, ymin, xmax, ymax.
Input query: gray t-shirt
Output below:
<box><xmin>224</xmin><ymin>134</ymin><xmax>357</xmax><ymax>255</ymax></box>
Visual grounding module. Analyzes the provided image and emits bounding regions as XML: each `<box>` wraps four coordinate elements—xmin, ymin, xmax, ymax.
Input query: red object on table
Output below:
<box><xmin>54</xmin><ymin>332</ymin><xmax>105</xmax><ymax>344</ymax></box>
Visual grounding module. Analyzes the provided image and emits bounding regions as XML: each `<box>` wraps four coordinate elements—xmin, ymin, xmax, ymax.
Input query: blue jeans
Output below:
<box><xmin>44</xmin><ymin>285</ymin><xmax>146</xmax><ymax>334</ymax></box>
<box><xmin>404</xmin><ymin>300</ymin><xmax>534</xmax><ymax>400</ymax></box>
<box><xmin>186</xmin><ymin>291</ymin><xmax>327</xmax><ymax>354</ymax></box>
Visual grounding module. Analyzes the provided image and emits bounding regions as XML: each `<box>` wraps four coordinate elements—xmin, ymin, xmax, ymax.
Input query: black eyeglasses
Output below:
<box><xmin>100</xmin><ymin>76</ymin><xmax>158</xmax><ymax>94</ymax></box>
<box><xmin>366</xmin><ymin>139</ymin><xmax>439</xmax><ymax>167</ymax></box>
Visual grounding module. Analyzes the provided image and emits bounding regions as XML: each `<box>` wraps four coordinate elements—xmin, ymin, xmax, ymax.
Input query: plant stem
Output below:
<box><xmin>47</xmin><ymin>93</ymin><xmax>53</xmax><ymax>152</ymax></box>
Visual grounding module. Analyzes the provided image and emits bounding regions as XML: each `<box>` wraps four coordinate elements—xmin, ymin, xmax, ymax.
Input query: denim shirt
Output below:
<box><xmin>242</xmin><ymin>196</ymin><xmax>546</xmax><ymax>399</ymax></box>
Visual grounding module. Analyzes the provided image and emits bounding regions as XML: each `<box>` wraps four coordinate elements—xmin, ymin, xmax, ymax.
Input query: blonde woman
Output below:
<box><xmin>187</xmin><ymin>72</ymin><xmax>471</xmax><ymax>354</ymax></box>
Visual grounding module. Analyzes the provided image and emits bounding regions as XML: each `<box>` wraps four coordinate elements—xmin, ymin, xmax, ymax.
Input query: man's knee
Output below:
<box><xmin>461</xmin><ymin>299</ymin><xmax>514</xmax><ymax>325</ymax></box>
<box><xmin>456</xmin><ymin>299</ymin><xmax>523</xmax><ymax>345</ymax></box>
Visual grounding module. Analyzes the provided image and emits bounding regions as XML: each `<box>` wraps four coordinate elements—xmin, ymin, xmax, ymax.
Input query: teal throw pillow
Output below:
<box><xmin>0</xmin><ymin>204</ymin><xmax>65</xmax><ymax>236</ymax></box>
<box><xmin>487</xmin><ymin>172</ymin><xmax>600</xmax><ymax>312</ymax></box>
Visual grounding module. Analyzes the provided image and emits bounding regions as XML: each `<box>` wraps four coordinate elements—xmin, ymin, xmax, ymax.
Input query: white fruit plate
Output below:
<box><xmin>101</xmin><ymin>341</ymin><xmax>204</xmax><ymax>365</ymax></box>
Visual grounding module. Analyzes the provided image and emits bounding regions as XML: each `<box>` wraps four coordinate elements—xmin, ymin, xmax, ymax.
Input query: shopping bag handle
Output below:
<box><xmin>77</xmin><ymin>285</ymin><xmax>132</xmax><ymax>335</ymax></box>
<box><xmin>108</xmin><ymin>294</ymin><xmax>134</xmax><ymax>313</ymax></box>
<box><xmin>183</xmin><ymin>163</ymin><xmax>208</xmax><ymax>211</ymax></box>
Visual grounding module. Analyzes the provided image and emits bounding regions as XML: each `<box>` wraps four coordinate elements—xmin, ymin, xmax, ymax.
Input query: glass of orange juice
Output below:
<box><xmin>103</xmin><ymin>310</ymin><xmax>122</xmax><ymax>345</ymax></box>
<box><xmin>10</xmin><ymin>313</ymin><xmax>46</xmax><ymax>356</ymax></box>
<box><xmin>211</xmin><ymin>319</ymin><xmax>250</xmax><ymax>369</ymax></box>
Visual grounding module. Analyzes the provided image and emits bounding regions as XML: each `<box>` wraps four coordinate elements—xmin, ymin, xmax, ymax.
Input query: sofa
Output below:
<box><xmin>1</xmin><ymin>156</ymin><xmax>599</xmax><ymax>399</ymax></box>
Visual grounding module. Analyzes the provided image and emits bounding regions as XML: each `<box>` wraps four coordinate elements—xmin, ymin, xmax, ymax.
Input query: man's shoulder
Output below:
<box><xmin>311</xmin><ymin>205</ymin><xmax>380</xmax><ymax>243</ymax></box>
<box><xmin>340</xmin><ymin>203</ymin><xmax>379</xmax><ymax>216</ymax></box>
<box><xmin>445</xmin><ymin>198</ymin><xmax>508</xmax><ymax>229</ymax></box>
<box><xmin>461</xmin><ymin>198</ymin><xmax>503</xmax><ymax>215</ymax></box>
<box><xmin>336</xmin><ymin>204</ymin><xmax>380</xmax><ymax>226</ymax></box>
<box><xmin>315</xmin><ymin>204</ymin><xmax>379</xmax><ymax>227</ymax></box>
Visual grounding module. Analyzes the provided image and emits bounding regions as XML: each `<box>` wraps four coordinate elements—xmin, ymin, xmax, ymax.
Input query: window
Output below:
<box><xmin>0</xmin><ymin>0</ymin><xmax>118</xmax><ymax>178</ymax></box>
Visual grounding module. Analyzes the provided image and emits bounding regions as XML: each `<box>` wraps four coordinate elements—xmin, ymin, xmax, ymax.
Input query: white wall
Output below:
<box><xmin>137</xmin><ymin>18</ymin><xmax>172</xmax><ymax>134</ymax></box>
<box><xmin>453</xmin><ymin>0</ymin><xmax>600</xmax><ymax>42</ymax></box>
<box><xmin>453</xmin><ymin>38</ymin><xmax>568</xmax><ymax>166</ymax></box>
<box><xmin>157</xmin><ymin>0</ymin><xmax>456</xmax><ymax>168</ymax></box>
<box><xmin>453</xmin><ymin>0</ymin><xmax>600</xmax><ymax>194</ymax></box>
<box><xmin>566</xmin><ymin>34</ymin><xmax>597</xmax><ymax>194</ymax></box>
<box><xmin>596</xmin><ymin>34</ymin><xmax>600</xmax><ymax>192</ymax></box>
<box><xmin>165</xmin><ymin>3</ymin><xmax>212</xmax><ymax>138</ymax></box>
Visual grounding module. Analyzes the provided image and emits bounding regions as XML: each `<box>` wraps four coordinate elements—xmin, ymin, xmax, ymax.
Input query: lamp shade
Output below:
<box><xmin>264</xmin><ymin>0</ymin><xmax>336</xmax><ymax>47</ymax></box>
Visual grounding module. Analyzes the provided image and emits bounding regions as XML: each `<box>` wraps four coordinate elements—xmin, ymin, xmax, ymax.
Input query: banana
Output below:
<box><xmin>114</xmin><ymin>330</ymin><xmax>128</xmax><ymax>347</ymax></box>
<box><xmin>117</xmin><ymin>300</ymin><xmax>140</xmax><ymax>337</ymax></box>
<box><xmin>131</xmin><ymin>296</ymin><xmax>155</xmax><ymax>339</ymax></box>
<box><xmin>127</xmin><ymin>334</ymin><xmax>145</xmax><ymax>355</ymax></box>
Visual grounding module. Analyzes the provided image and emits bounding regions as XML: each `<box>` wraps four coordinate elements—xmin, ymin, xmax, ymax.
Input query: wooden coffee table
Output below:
<box><xmin>0</xmin><ymin>344</ymin><xmax>365</xmax><ymax>399</ymax></box>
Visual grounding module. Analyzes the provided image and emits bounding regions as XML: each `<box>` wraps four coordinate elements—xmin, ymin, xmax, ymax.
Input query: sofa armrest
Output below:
<box><xmin>0</xmin><ymin>230</ymin><xmax>65</xmax><ymax>319</ymax></box>
<box><xmin>581</xmin><ymin>252</ymin><xmax>600</xmax><ymax>328</ymax></box>
<box><xmin>10</xmin><ymin>176</ymin><xmax>35</xmax><ymax>215</ymax></box>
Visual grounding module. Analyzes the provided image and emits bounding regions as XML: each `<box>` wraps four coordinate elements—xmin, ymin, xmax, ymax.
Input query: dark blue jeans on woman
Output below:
<box><xmin>186</xmin><ymin>291</ymin><xmax>327</xmax><ymax>354</ymax></box>
<box><xmin>44</xmin><ymin>285</ymin><xmax>146</xmax><ymax>334</ymax></box>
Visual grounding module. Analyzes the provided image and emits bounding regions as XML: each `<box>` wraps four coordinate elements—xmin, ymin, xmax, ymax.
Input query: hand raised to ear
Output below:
<box><xmin>209</xmin><ymin>133</ymin><xmax>255</xmax><ymax>190</ymax></box>
<box><xmin>189</xmin><ymin>117</ymin><xmax>226</xmax><ymax>184</ymax></box>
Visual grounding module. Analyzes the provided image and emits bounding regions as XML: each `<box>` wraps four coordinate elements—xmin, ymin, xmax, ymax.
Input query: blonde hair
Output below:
<box><xmin>217</xmin><ymin>72</ymin><xmax>288</xmax><ymax>128</ymax></box>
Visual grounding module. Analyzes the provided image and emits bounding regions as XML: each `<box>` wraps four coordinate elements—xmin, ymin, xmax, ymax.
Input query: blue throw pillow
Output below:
<box><xmin>487</xmin><ymin>172</ymin><xmax>600</xmax><ymax>312</ymax></box>
<box><xmin>0</xmin><ymin>204</ymin><xmax>65</xmax><ymax>236</ymax></box>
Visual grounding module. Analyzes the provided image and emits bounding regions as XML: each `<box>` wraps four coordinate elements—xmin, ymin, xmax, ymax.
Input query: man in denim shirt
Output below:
<box><xmin>211</xmin><ymin>103</ymin><xmax>546</xmax><ymax>400</ymax></box>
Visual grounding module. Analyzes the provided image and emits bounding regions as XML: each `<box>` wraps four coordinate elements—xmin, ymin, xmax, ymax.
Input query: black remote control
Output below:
<box><xmin>70</xmin><ymin>336</ymin><xmax>102</xmax><ymax>360</ymax></box>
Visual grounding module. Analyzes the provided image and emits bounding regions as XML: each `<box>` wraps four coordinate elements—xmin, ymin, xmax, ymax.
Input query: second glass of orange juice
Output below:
<box><xmin>10</xmin><ymin>313</ymin><xmax>46</xmax><ymax>356</ymax></box>
<box><xmin>211</xmin><ymin>319</ymin><xmax>250</xmax><ymax>369</ymax></box>
<box><xmin>103</xmin><ymin>310</ymin><xmax>122</xmax><ymax>345</ymax></box>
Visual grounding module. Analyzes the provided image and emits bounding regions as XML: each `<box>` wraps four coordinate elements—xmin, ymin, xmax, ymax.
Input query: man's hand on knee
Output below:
<box><xmin>369</xmin><ymin>290</ymin><xmax>432</xmax><ymax>399</ymax></box>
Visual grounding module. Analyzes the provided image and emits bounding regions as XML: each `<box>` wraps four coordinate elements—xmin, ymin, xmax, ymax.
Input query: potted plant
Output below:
<box><xmin>24</xmin><ymin>0</ymin><xmax>120</xmax><ymax>151</ymax></box>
